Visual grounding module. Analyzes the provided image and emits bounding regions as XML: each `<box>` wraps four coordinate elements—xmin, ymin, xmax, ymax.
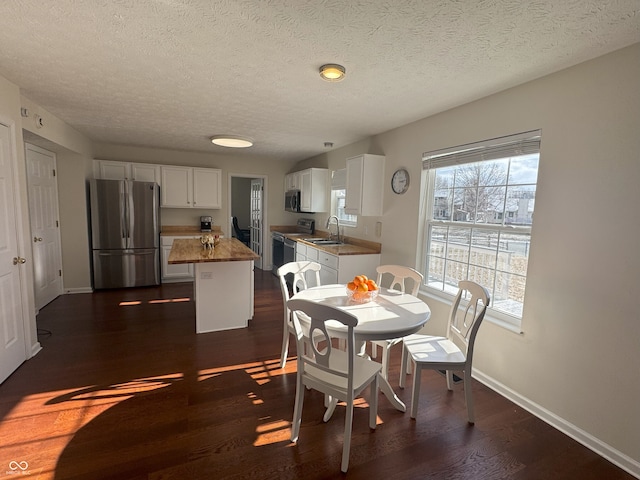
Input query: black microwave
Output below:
<box><xmin>284</xmin><ymin>190</ymin><xmax>301</xmax><ymax>212</ymax></box>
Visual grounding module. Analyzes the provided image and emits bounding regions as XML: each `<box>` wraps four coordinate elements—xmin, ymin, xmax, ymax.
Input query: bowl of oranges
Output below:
<box><xmin>346</xmin><ymin>275</ymin><xmax>379</xmax><ymax>304</ymax></box>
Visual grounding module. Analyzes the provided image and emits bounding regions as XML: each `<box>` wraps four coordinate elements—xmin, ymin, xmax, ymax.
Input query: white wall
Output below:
<box><xmin>299</xmin><ymin>43</ymin><xmax>640</xmax><ymax>474</ymax></box>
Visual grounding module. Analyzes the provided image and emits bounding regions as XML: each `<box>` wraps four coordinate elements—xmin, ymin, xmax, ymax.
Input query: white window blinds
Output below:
<box><xmin>423</xmin><ymin>130</ymin><xmax>541</xmax><ymax>170</ymax></box>
<box><xmin>331</xmin><ymin>168</ymin><xmax>347</xmax><ymax>189</ymax></box>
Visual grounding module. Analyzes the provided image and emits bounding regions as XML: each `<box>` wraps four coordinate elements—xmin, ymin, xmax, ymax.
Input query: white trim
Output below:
<box><xmin>64</xmin><ymin>287</ymin><xmax>93</xmax><ymax>294</ymax></box>
<box><xmin>0</xmin><ymin>115</ymin><xmax>41</xmax><ymax>360</ymax></box>
<box><xmin>473</xmin><ymin>369</ymin><xmax>640</xmax><ymax>479</ymax></box>
<box><xmin>228</xmin><ymin>172</ymin><xmax>268</xmax><ymax>270</ymax></box>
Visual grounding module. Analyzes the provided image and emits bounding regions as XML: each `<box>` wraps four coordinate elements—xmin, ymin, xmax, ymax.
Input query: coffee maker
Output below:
<box><xmin>200</xmin><ymin>216</ymin><xmax>212</xmax><ymax>232</ymax></box>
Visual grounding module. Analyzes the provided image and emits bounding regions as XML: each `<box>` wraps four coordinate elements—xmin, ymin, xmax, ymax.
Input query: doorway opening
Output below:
<box><xmin>229</xmin><ymin>174</ymin><xmax>267</xmax><ymax>270</ymax></box>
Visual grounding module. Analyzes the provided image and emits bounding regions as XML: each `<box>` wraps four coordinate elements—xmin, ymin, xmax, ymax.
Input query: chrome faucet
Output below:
<box><xmin>326</xmin><ymin>215</ymin><xmax>341</xmax><ymax>243</ymax></box>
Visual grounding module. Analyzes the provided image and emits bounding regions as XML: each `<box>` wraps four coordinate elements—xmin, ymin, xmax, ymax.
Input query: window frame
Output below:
<box><xmin>331</xmin><ymin>169</ymin><xmax>357</xmax><ymax>227</ymax></box>
<box><xmin>417</xmin><ymin>130</ymin><xmax>541</xmax><ymax>333</ymax></box>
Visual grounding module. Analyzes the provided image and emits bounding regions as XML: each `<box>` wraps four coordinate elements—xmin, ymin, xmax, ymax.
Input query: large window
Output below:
<box><xmin>420</xmin><ymin>131</ymin><xmax>541</xmax><ymax>329</ymax></box>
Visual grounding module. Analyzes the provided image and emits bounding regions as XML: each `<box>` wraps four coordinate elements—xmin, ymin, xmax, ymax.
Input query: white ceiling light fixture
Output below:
<box><xmin>319</xmin><ymin>64</ymin><xmax>346</xmax><ymax>82</ymax></box>
<box><xmin>210</xmin><ymin>135</ymin><xmax>254</xmax><ymax>148</ymax></box>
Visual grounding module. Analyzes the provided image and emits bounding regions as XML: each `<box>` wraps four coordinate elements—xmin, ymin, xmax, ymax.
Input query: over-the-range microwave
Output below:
<box><xmin>284</xmin><ymin>189</ymin><xmax>301</xmax><ymax>212</ymax></box>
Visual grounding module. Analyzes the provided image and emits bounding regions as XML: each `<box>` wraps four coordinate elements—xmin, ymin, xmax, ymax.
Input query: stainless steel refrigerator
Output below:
<box><xmin>90</xmin><ymin>179</ymin><xmax>160</xmax><ymax>289</ymax></box>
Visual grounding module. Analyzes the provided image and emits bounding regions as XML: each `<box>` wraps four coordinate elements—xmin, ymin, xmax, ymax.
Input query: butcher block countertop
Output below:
<box><xmin>168</xmin><ymin>238</ymin><xmax>259</xmax><ymax>264</ymax></box>
<box><xmin>270</xmin><ymin>225</ymin><xmax>381</xmax><ymax>255</ymax></box>
<box><xmin>293</xmin><ymin>235</ymin><xmax>380</xmax><ymax>255</ymax></box>
<box><xmin>161</xmin><ymin>225</ymin><xmax>224</xmax><ymax>237</ymax></box>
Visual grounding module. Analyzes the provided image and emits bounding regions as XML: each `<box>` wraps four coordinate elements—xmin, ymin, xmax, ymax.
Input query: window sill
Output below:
<box><xmin>419</xmin><ymin>287</ymin><xmax>523</xmax><ymax>335</ymax></box>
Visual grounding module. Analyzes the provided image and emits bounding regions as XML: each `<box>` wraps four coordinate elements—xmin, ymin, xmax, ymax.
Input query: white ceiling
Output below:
<box><xmin>1</xmin><ymin>1</ymin><xmax>639</xmax><ymax>162</ymax></box>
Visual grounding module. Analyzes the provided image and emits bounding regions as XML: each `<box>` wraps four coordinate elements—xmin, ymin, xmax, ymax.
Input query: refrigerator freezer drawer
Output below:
<box><xmin>92</xmin><ymin>249</ymin><xmax>160</xmax><ymax>289</ymax></box>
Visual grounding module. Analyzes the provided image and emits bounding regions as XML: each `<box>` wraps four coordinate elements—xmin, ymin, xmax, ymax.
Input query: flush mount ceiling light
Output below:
<box><xmin>319</xmin><ymin>64</ymin><xmax>346</xmax><ymax>82</ymax></box>
<box><xmin>210</xmin><ymin>135</ymin><xmax>254</xmax><ymax>148</ymax></box>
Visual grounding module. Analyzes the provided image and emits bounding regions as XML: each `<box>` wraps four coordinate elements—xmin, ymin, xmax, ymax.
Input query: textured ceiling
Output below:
<box><xmin>1</xmin><ymin>1</ymin><xmax>639</xmax><ymax>162</ymax></box>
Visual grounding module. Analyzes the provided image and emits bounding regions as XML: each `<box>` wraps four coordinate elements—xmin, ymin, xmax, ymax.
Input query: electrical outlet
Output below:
<box><xmin>200</xmin><ymin>271</ymin><xmax>213</xmax><ymax>280</ymax></box>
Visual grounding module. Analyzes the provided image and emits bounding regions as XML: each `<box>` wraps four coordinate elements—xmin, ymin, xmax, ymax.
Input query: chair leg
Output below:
<box><xmin>410</xmin><ymin>363</ymin><xmax>422</xmax><ymax>419</ymax></box>
<box><xmin>463</xmin><ymin>368</ymin><xmax>475</xmax><ymax>424</ymax></box>
<box><xmin>279</xmin><ymin>327</ymin><xmax>290</xmax><ymax>369</ymax></box>
<box><xmin>291</xmin><ymin>375</ymin><xmax>305</xmax><ymax>442</ymax></box>
<box><xmin>445</xmin><ymin>370</ymin><xmax>454</xmax><ymax>390</ymax></box>
<box><xmin>341</xmin><ymin>398</ymin><xmax>354</xmax><ymax>473</ymax></box>
<box><xmin>369</xmin><ymin>374</ymin><xmax>379</xmax><ymax>429</ymax></box>
<box><xmin>399</xmin><ymin>346</ymin><xmax>408</xmax><ymax>388</ymax></box>
<box><xmin>371</xmin><ymin>341</ymin><xmax>378</xmax><ymax>358</ymax></box>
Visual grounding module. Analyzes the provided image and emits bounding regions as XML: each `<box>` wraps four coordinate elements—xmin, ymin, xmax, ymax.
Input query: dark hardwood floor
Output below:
<box><xmin>0</xmin><ymin>270</ymin><xmax>633</xmax><ymax>479</ymax></box>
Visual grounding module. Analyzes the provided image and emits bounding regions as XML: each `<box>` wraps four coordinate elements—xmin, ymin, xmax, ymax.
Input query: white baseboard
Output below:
<box><xmin>29</xmin><ymin>341</ymin><xmax>42</xmax><ymax>358</ymax></box>
<box><xmin>473</xmin><ymin>369</ymin><xmax>640</xmax><ymax>479</ymax></box>
<box><xmin>64</xmin><ymin>287</ymin><xmax>93</xmax><ymax>294</ymax></box>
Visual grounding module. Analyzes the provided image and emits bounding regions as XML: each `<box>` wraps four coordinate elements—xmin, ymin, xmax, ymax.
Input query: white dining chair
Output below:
<box><xmin>399</xmin><ymin>280</ymin><xmax>490</xmax><ymax>423</ymax></box>
<box><xmin>287</xmin><ymin>298</ymin><xmax>381</xmax><ymax>473</ymax></box>
<box><xmin>370</xmin><ymin>265</ymin><xmax>423</xmax><ymax>379</ymax></box>
<box><xmin>277</xmin><ymin>261</ymin><xmax>321</xmax><ymax>368</ymax></box>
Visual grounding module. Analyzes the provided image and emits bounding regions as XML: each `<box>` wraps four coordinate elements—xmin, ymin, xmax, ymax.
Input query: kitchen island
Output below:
<box><xmin>168</xmin><ymin>237</ymin><xmax>259</xmax><ymax>333</ymax></box>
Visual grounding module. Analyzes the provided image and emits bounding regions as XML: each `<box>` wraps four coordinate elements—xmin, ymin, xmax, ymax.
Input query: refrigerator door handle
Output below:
<box><xmin>97</xmin><ymin>250</ymin><xmax>156</xmax><ymax>256</ymax></box>
<box><xmin>124</xmin><ymin>181</ymin><xmax>131</xmax><ymax>241</ymax></box>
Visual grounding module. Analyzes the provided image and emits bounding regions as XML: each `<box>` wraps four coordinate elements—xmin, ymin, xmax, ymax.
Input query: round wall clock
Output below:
<box><xmin>391</xmin><ymin>168</ymin><xmax>410</xmax><ymax>194</ymax></box>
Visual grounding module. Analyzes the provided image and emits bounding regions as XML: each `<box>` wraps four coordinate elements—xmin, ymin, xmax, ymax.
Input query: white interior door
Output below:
<box><xmin>0</xmin><ymin>122</ymin><xmax>27</xmax><ymax>383</ymax></box>
<box><xmin>250</xmin><ymin>179</ymin><xmax>263</xmax><ymax>270</ymax></box>
<box><xmin>25</xmin><ymin>143</ymin><xmax>63</xmax><ymax>310</ymax></box>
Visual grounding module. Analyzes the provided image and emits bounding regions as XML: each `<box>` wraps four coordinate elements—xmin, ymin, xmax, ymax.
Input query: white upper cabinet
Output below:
<box><xmin>345</xmin><ymin>154</ymin><xmax>385</xmax><ymax>216</ymax></box>
<box><xmin>193</xmin><ymin>168</ymin><xmax>222</xmax><ymax>208</ymax></box>
<box><xmin>161</xmin><ymin>166</ymin><xmax>221</xmax><ymax>208</ymax></box>
<box><xmin>94</xmin><ymin>160</ymin><xmax>160</xmax><ymax>183</ymax></box>
<box><xmin>95</xmin><ymin>160</ymin><xmax>130</xmax><ymax>180</ymax></box>
<box><xmin>299</xmin><ymin>168</ymin><xmax>329</xmax><ymax>213</ymax></box>
<box><xmin>131</xmin><ymin>163</ymin><xmax>161</xmax><ymax>183</ymax></box>
<box><xmin>285</xmin><ymin>171</ymin><xmax>300</xmax><ymax>192</ymax></box>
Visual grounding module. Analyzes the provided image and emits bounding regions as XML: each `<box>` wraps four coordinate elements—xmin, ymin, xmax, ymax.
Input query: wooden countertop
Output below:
<box><xmin>283</xmin><ymin>233</ymin><xmax>381</xmax><ymax>255</ymax></box>
<box><xmin>168</xmin><ymin>238</ymin><xmax>259</xmax><ymax>264</ymax></box>
<box><xmin>161</xmin><ymin>225</ymin><xmax>224</xmax><ymax>237</ymax></box>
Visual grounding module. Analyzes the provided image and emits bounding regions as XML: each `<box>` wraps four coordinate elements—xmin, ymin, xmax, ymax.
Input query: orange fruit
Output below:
<box><xmin>347</xmin><ymin>281</ymin><xmax>356</xmax><ymax>291</ymax></box>
<box><xmin>366</xmin><ymin>279</ymin><xmax>378</xmax><ymax>291</ymax></box>
<box><xmin>357</xmin><ymin>283</ymin><xmax>369</xmax><ymax>292</ymax></box>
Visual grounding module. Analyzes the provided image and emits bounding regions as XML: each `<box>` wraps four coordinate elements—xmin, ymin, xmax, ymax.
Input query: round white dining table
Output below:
<box><xmin>291</xmin><ymin>283</ymin><xmax>431</xmax><ymax>412</ymax></box>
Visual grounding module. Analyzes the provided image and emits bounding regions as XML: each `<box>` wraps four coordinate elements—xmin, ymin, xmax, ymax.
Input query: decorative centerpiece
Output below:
<box><xmin>200</xmin><ymin>234</ymin><xmax>215</xmax><ymax>250</ymax></box>
<box><xmin>346</xmin><ymin>274</ymin><xmax>379</xmax><ymax>304</ymax></box>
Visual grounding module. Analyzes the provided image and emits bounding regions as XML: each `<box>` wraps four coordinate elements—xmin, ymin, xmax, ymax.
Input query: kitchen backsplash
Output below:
<box><xmin>160</xmin><ymin>208</ymin><xmax>219</xmax><ymax>227</ymax></box>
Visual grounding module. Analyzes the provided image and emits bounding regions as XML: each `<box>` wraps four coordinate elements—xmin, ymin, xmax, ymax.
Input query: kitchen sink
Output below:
<box><xmin>308</xmin><ymin>239</ymin><xmax>345</xmax><ymax>245</ymax></box>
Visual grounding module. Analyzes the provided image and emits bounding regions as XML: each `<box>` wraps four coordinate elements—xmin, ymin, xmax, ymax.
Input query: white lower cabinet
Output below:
<box><xmin>161</xmin><ymin>236</ymin><xmax>197</xmax><ymax>282</ymax></box>
<box><xmin>304</xmin><ymin>244</ymin><xmax>380</xmax><ymax>285</ymax></box>
<box><xmin>295</xmin><ymin>242</ymin><xmax>307</xmax><ymax>262</ymax></box>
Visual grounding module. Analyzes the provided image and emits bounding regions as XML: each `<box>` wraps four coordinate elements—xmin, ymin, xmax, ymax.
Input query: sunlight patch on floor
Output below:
<box><xmin>198</xmin><ymin>358</ymin><xmax>291</xmax><ymax>385</ymax></box>
<box><xmin>118</xmin><ymin>297</ymin><xmax>192</xmax><ymax>306</ymax></box>
<box><xmin>253</xmin><ymin>418</ymin><xmax>292</xmax><ymax>446</ymax></box>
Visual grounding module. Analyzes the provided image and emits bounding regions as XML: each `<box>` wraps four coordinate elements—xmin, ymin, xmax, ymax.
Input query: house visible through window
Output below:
<box><xmin>420</xmin><ymin>130</ymin><xmax>541</xmax><ymax>329</ymax></box>
<box><xmin>331</xmin><ymin>169</ymin><xmax>357</xmax><ymax>227</ymax></box>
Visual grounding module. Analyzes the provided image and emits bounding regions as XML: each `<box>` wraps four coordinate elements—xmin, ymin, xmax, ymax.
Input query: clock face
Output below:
<box><xmin>392</xmin><ymin>168</ymin><xmax>410</xmax><ymax>194</ymax></box>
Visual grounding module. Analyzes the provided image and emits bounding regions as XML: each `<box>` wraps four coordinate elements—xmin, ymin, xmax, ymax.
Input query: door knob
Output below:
<box><xmin>13</xmin><ymin>257</ymin><xmax>27</xmax><ymax>265</ymax></box>
<box><xmin>33</xmin><ymin>237</ymin><xmax>43</xmax><ymax>242</ymax></box>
